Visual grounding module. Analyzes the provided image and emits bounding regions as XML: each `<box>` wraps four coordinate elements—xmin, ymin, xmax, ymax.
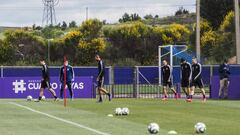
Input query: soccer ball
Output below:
<box><xmin>148</xmin><ymin>123</ymin><xmax>160</xmax><ymax>134</ymax></box>
<box><xmin>27</xmin><ymin>95</ymin><xmax>33</xmax><ymax>101</ymax></box>
<box><xmin>194</xmin><ymin>122</ymin><xmax>206</xmax><ymax>133</ymax></box>
<box><xmin>122</xmin><ymin>107</ymin><xmax>129</xmax><ymax>115</ymax></box>
<box><xmin>115</xmin><ymin>108</ymin><xmax>122</xmax><ymax>115</ymax></box>
<box><xmin>41</xmin><ymin>96</ymin><xmax>46</xmax><ymax>101</ymax></box>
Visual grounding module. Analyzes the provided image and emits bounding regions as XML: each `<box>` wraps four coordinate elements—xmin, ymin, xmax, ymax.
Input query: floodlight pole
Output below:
<box><xmin>196</xmin><ymin>0</ymin><xmax>201</xmax><ymax>61</ymax></box>
<box><xmin>158</xmin><ymin>46</ymin><xmax>161</xmax><ymax>86</ymax></box>
<box><xmin>170</xmin><ymin>45</ymin><xmax>173</xmax><ymax>82</ymax></box>
<box><xmin>235</xmin><ymin>0</ymin><xmax>240</xmax><ymax>64</ymax></box>
<box><xmin>48</xmin><ymin>39</ymin><xmax>50</xmax><ymax>64</ymax></box>
<box><xmin>170</xmin><ymin>45</ymin><xmax>173</xmax><ymax>70</ymax></box>
<box><xmin>86</xmin><ymin>7</ymin><xmax>89</xmax><ymax>21</ymax></box>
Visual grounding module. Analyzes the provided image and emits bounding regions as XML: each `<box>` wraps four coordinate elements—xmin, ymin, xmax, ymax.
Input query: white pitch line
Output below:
<box><xmin>9</xmin><ymin>102</ymin><xmax>110</xmax><ymax>135</ymax></box>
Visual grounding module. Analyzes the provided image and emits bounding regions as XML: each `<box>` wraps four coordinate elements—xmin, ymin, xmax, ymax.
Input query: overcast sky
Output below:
<box><xmin>0</xmin><ymin>0</ymin><xmax>196</xmax><ymax>27</ymax></box>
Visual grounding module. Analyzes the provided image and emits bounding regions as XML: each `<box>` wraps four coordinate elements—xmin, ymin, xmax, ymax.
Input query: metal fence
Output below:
<box><xmin>1</xmin><ymin>65</ymin><xmax>240</xmax><ymax>99</ymax></box>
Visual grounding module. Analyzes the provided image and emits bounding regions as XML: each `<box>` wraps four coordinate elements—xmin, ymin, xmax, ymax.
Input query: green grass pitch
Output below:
<box><xmin>0</xmin><ymin>99</ymin><xmax>239</xmax><ymax>135</ymax></box>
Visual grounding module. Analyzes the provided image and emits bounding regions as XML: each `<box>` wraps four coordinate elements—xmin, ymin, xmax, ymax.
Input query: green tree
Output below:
<box><xmin>175</xmin><ymin>7</ymin><xmax>189</xmax><ymax>16</ymax></box>
<box><xmin>119</xmin><ymin>13</ymin><xmax>141</xmax><ymax>23</ymax></box>
<box><xmin>190</xmin><ymin>20</ymin><xmax>216</xmax><ymax>59</ymax></box>
<box><xmin>0</xmin><ymin>39</ymin><xmax>16</xmax><ymax>64</ymax></box>
<box><xmin>4</xmin><ymin>29</ymin><xmax>45</xmax><ymax>64</ymax></box>
<box><xmin>104</xmin><ymin>22</ymin><xmax>190</xmax><ymax>65</ymax></box>
<box><xmin>61</xmin><ymin>21</ymin><xmax>68</xmax><ymax>30</ymax></box>
<box><xmin>144</xmin><ymin>14</ymin><xmax>154</xmax><ymax>20</ymax></box>
<box><xmin>119</xmin><ymin>13</ymin><xmax>131</xmax><ymax>23</ymax></box>
<box><xmin>220</xmin><ymin>11</ymin><xmax>235</xmax><ymax>32</ymax></box>
<box><xmin>200</xmin><ymin>0</ymin><xmax>234</xmax><ymax>29</ymax></box>
<box><xmin>79</xmin><ymin>19</ymin><xmax>103</xmax><ymax>40</ymax></box>
<box><xmin>41</xmin><ymin>26</ymin><xmax>64</xmax><ymax>39</ymax></box>
<box><xmin>69</xmin><ymin>21</ymin><xmax>77</xmax><ymax>28</ymax></box>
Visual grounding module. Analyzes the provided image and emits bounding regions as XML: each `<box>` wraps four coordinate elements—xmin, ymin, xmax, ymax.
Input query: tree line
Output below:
<box><xmin>0</xmin><ymin>0</ymin><xmax>237</xmax><ymax>66</ymax></box>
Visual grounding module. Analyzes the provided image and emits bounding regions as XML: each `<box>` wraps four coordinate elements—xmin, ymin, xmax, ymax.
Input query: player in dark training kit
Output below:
<box><xmin>95</xmin><ymin>55</ymin><xmax>111</xmax><ymax>103</ymax></box>
<box><xmin>180</xmin><ymin>58</ymin><xmax>192</xmax><ymax>102</ymax></box>
<box><xmin>190</xmin><ymin>57</ymin><xmax>206</xmax><ymax>102</ymax></box>
<box><xmin>37</xmin><ymin>59</ymin><xmax>58</xmax><ymax>101</ymax></box>
<box><xmin>161</xmin><ymin>60</ymin><xmax>178</xmax><ymax>100</ymax></box>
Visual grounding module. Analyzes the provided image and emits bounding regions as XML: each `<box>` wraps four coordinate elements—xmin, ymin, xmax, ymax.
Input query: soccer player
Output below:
<box><xmin>95</xmin><ymin>54</ymin><xmax>111</xmax><ymax>102</ymax></box>
<box><xmin>218</xmin><ymin>59</ymin><xmax>230</xmax><ymax>99</ymax></box>
<box><xmin>180</xmin><ymin>58</ymin><xmax>192</xmax><ymax>102</ymax></box>
<box><xmin>37</xmin><ymin>59</ymin><xmax>58</xmax><ymax>101</ymax></box>
<box><xmin>161</xmin><ymin>60</ymin><xmax>178</xmax><ymax>100</ymax></box>
<box><xmin>59</xmin><ymin>59</ymin><xmax>75</xmax><ymax>100</ymax></box>
<box><xmin>190</xmin><ymin>57</ymin><xmax>206</xmax><ymax>102</ymax></box>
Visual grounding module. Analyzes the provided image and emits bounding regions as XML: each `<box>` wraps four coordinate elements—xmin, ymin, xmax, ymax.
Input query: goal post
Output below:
<box><xmin>158</xmin><ymin>45</ymin><xmax>188</xmax><ymax>86</ymax></box>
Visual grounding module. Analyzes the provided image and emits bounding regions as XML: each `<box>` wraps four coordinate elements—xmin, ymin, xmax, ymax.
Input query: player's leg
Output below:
<box><xmin>169</xmin><ymin>82</ymin><xmax>178</xmax><ymax>99</ymax></box>
<box><xmin>181</xmin><ymin>80</ymin><xmax>189</xmax><ymax>98</ymax></box>
<box><xmin>60</xmin><ymin>83</ymin><xmax>64</xmax><ymax>99</ymax></box>
<box><xmin>198</xmin><ymin>79</ymin><xmax>206</xmax><ymax>101</ymax></box>
<box><xmin>46</xmin><ymin>81</ymin><xmax>58</xmax><ymax>100</ymax></box>
<box><xmin>218</xmin><ymin>79</ymin><xmax>224</xmax><ymax>98</ymax></box>
<box><xmin>162</xmin><ymin>85</ymin><xmax>168</xmax><ymax>100</ymax></box>
<box><xmin>97</xmin><ymin>87</ymin><xmax>103</xmax><ymax>102</ymax></box>
<box><xmin>187</xmin><ymin>79</ymin><xmax>193</xmax><ymax>100</ymax></box>
<box><xmin>38</xmin><ymin>80</ymin><xmax>46</xmax><ymax>101</ymax></box>
<box><xmin>186</xmin><ymin>87</ymin><xmax>192</xmax><ymax>102</ymax></box>
<box><xmin>98</xmin><ymin>77</ymin><xmax>111</xmax><ymax>101</ymax></box>
<box><xmin>99</xmin><ymin>88</ymin><xmax>111</xmax><ymax>101</ymax></box>
<box><xmin>182</xmin><ymin>79</ymin><xmax>190</xmax><ymax>100</ymax></box>
<box><xmin>97</xmin><ymin>78</ymin><xmax>103</xmax><ymax>102</ymax></box>
<box><xmin>67</xmin><ymin>82</ymin><xmax>74</xmax><ymax>100</ymax></box>
<box><xmin>182</xmin><ymin>87</ymin><xmax>188</xmax><ymax>98</ymax></box>
<box><xmin>189</xmin><ymin>80</ymin><xmax>195</xmax><ymax>100</ymax></box>
<box><xmin>223</xmin><ymin>79</ymin><xmax>229</xmax><ymax>99</ymax></box>
<box><xmin>190</xmin><ymin>85</ymin><xmax>195</xmax><ymax>100</ymax></box>
<box><xmin>39</xmin><ymin>88</ymin><xmax>44</xmax><ymax>100</ymax></box>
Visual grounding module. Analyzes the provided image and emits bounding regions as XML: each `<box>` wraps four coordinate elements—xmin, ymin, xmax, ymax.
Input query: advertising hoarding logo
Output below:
<box><xmin>12</xmin><ymin>80</ymin><xmax>27</xmax><ymax>94</ymax></box>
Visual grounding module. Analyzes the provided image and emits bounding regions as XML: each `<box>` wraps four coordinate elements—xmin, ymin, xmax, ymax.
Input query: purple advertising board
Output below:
<box><xmin>0</xmin><ymin>77</ymin><xmax>95</xmax><ymax>99</ymax></box>
<box><xmin>211</xmin><ymin>76</ymin><xmax>240</xmax><ymax>100</ymax></box>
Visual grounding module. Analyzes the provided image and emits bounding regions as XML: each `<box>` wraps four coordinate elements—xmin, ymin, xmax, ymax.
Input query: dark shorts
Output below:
<box><xmin>41</xmin><ymin>80</ymin><xmax>51</xmax><ymax>89</ymax></box>
<box><xmin>162</xmin><ymin>80</ymin><xmax>173</xmax><ymax>88</ymax></box>
<box><xmin>181</xmin><ymin>79</ymin><xmax>190</xmax><ymax>88</ymax></box>
<box><xmin>97</xmin><ymin>77</ymin><xmax>104</xmax><ymax>87</ymax></box>
<box><xmin>191</xmin><ymin>78</ymin><xmax>204</xmax><ymax>88</ymax></box>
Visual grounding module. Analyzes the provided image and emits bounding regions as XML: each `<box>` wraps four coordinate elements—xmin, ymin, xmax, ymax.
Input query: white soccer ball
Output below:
<box><xmin>41</xmin><ymin>95</ymin><xmax>46</xmax><ymax>101</ymax></box>
<box><xmin>115</xmin><ymin>108</ymin><xmax>122</xmax><ymax>115</ymax></box>
<box><xmin>27</xmin><ymin>95</ymin><xmax>33</xmax><ymax>101</ymax></box>
<box><xmin>122</xmin><ymin>107</ymin><xmax>130</xmax><ymax>115</ymax></box>
<box><xmin>148</xmin><ymin>123</ymin><xmax>160</xmax><ymax>134</ymax></box>
<box><xmin>194</xmin><ymin>122</ymin><xmax>206</xmax><ymax>134</ymax></box>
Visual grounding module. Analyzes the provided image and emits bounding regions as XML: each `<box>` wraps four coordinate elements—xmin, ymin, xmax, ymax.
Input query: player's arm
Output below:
<box><xmin>226</xmin><ymin>65</ymin><xmax>230</xmax><ymax>74</ymax></box>
<box><xmin>97</xmin><ymin>61</ymin><xmax>104</xmax><ymax>78</ymax></box>
<box><xmin>219</xmin><ymin>64</ymin><xmax>223</xmax><ymax>73</ymax></box>
<box><xmin>71</xmin><ymin>66</ymin><xmax>75</xmax><ymax>82</ymax></box>
<box><xmin>167</xmin><ymin>65</ymin><xmax>171</xmax><ymax>82</ymax></box>
<box><xmin>194</xmin><ymin>63</ymin><xmax>202</xmax><ymax>80</ymax></box>
<box><xmin>188</xmin><ymin>63</ymin><xmax>192</xmax><ymax>81</ymax></box>
<box><xmin>161</xmin><ymin>66</ymin><xmax>164</xmax><ymax>82</ymax></box>
<box><xmin>59</xmin><ymin>67</ymin><xmax>63</xmax><ymax>82</ymax></box>
<box><xmin>44</xmin><ymin>65</ymin><xmax>48</xmax><ymax>79</ymax></box>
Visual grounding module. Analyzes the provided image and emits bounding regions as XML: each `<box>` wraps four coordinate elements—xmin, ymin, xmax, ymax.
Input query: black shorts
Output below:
<box><xmin>181</xmin><ymin>79</ymin><xmax>190</xmax><ymax>88</ymax></box>
<box><xmin>41</xmin><ymin>80</ymin><xmax>51</xmax><ymax>89</ymax></box>
<box><xmin>97</xmin><ymin>77</ymin><xmax>104</xmax><ymax>87</ymax></box>
<box><xmin>191</xmin><ymin>78</ymin><xmax>204</xmax><ymax>88</ymax></box>
<box><xmin>162</xmin><ymin>80</ymin><xmax>173</xmax><ymax>88</ymax></box>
